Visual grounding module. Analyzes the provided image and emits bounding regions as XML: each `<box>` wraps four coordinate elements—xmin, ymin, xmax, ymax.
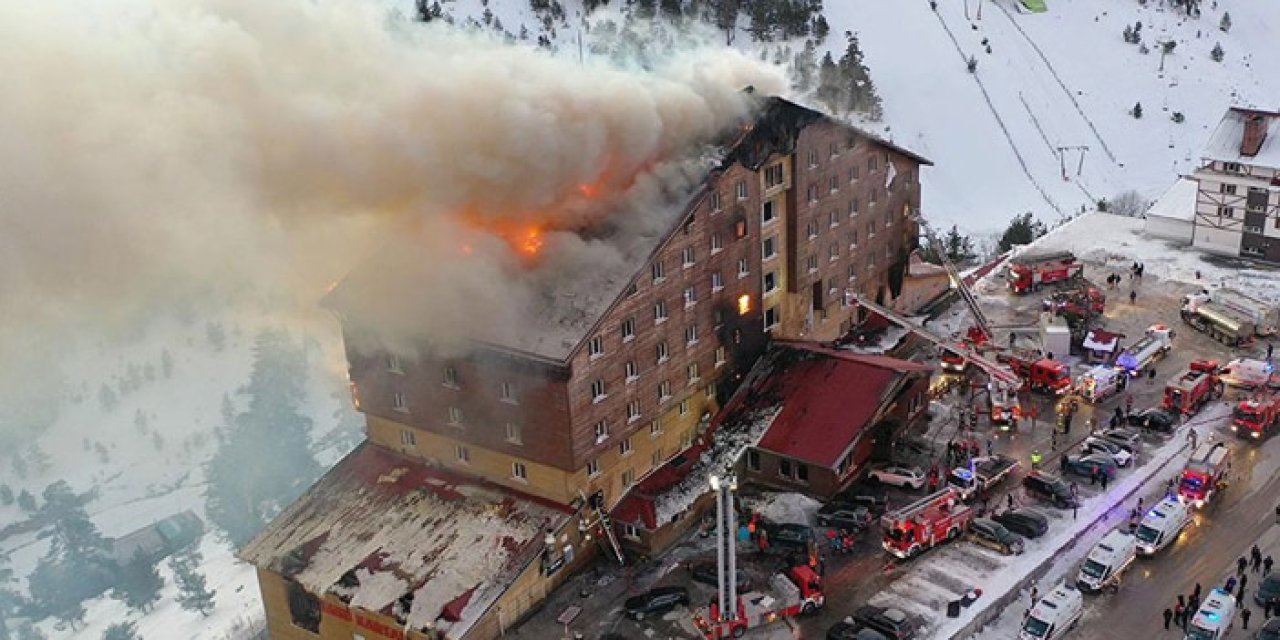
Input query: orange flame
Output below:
<box><xmin>517</xmin><ymin>226</ymin><xmax>544</xmax><ymax>256</ymax></box>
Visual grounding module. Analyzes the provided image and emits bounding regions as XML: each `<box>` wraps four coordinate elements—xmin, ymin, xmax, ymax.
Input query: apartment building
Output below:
<box><xmin>1192</xmin><ymin>106</ymin><xmax>1280</xmax><ymax>262</ymax></box>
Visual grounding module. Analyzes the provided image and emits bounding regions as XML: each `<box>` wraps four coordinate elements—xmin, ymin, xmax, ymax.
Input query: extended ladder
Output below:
<box><xmin>580</xmin><ymin>490</ymin><xmax>625</xmax><ymax>564</ymax></box>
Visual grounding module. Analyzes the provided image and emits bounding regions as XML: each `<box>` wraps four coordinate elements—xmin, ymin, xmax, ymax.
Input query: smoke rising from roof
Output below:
<box><xmin>0</xmin><ymin>0</ymin><xmax>784</xmax><ymax>432</ymax></box>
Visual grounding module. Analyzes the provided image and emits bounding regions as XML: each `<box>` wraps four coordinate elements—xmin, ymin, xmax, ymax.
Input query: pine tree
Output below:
<box><xmin>1123</xmin><ymin>24</ymin><xmax>1134</xmax><ymax>43</ymax></box>
<box><xmin>16</xmin><ymin>490</ymin><xmax>35</xmax><ymax>513</ymax></box>
<box><xmin>1211</xmin><ymin>42</ymin><xmax>1224</xmax><ymax>61</ymax></box>
<box><xmin>170</xmin><ymin>547</ymin><xmax>216</xmax><ymax>616</ymax></box>
<box><xmin>113</xmin><ymin>551</ymin><xmax>163</xmax><ymax>613</ymax></box>
<box><xmin>839</xmin><ymin>32</ymin><xmax>883</xmax><ymax>119</ymax></box>
<box><xmin>1219</xmin><ymin>11</ymin><xmax>1231</xmax><ymax>32</ymax></box>
<box><xmin>815</xmin><ymin>52</ymin><xmax>841</xmax><ymax>113</ymax></box>
<box><xmin>813</xmin><ymin>14</ymin><xmax>829</xmax><ymax>41</ymax></box>
<box><xmin>997</xmin><ymin>213</ymin><xmax>1047</xmax><ymax>252</ymax></box>
<box><xmin>1132</xmin><ymin>102</ymin><xmax>1143</xmax><ymax>119</ymax></box>
<box><xmin>0</xmin><ymin>484</ymin><xmax>12</xmax><ymax>506</ymax></box>
<box><xmin>102</xmin><ymin>622</ymin><xmax>140</xmax><ymax>640</ymax></box>
<box><xmin>1</xmin><ymin>551</ymin><xmax>19</xmax><ymax>640</ymax></box>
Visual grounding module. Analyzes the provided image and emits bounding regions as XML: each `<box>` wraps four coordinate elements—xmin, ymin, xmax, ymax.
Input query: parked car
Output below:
<box><xmin>1255</xmin><ymin>574</ymin><xmax>1280</xmax><ymax>609</ymax></box>
<box><xmin>836</xmin><ymin>485</ymin><xmax>891</xmax><ymax>516</ymax></box>
<box><xmin>1127</xmin><ymin>407</ymin><xmax>1177</xmax><ymax>433</ymax></box>
<box><xmin>1060</xmin><ymin>452</ymin><xmax>1119</xmax><ymax>480</ymax></box>
<box><xmin>827</xmin><ymin>621</ymin><xmax>891</xmax><ymax>640</ymax></box>
<box><xmin>867</xmin><ymin>464</ymin><xmax>926</xmax><ymax>490</ymax></box>
<box><xmin>852</xmin><ymin>605</ymin><xmax>919</xmax><ymax>640</ymax></box>
<box><xmin>1022</xmin><ymin>470</ymin><xmax>1079</xmax><ymax>509</ymax></box>
<box><xmin>968</xmin><ymin>518</ymin><xmax>1025</xmax><ymax>555</ymax></box>
<box><xmin>761</xmin><ymin>522</ymin><xmax>815</xmax><ymax>551</ymax></box>
<box><xmin>1082</xmin><ymin>436</ymin><xmax>1135</xmax><ymax>467</ymax></box>
<box><xmin>992</xmin><ymin>508</ymin><xmax>1049</xmax><ymax>539</ymax></box>
<box><xmin>817</xmin><ymin>502</ymin><xmax>874</xmax><ymax>530</ymax></box>
<box><xmin>1257</xmin><ymin>617</ymin><xmax>1280</xmax><ymax>640</ymax></box>
<box><xmin>1099</xmin><ymin>427</ymin><xmax>1144</xmax><ymax>451</ymax></box>
<box><xmin>624</xmin><ymin>586</ymin><xmax>689</xmax><ymax>621</ymax></box>
<box><xmin>687</xmin><ymin>560</ymin><xmax>752</xmax><ymax>591</ymax></box>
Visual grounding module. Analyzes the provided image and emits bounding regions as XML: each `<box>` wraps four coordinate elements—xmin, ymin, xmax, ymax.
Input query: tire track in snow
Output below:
<box><xmin>991</xmin><ymin>0</ymin><xmax>1120</xmax><ymax>165</ymax></box>
<box><xmin>923</xmin><ymin>0</ymin><xmax>1064</xmax><ymax>217</ymax></box>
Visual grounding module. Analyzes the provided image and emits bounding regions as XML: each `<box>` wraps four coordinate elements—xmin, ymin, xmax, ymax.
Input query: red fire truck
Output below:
<box><xmin>692</xmin><ymin>566</ymin><xmax>824</xmax><ymax>639</ymax></box>
<box><xmin>997</xmin><ymin>351</ymin><xmax>1073</xmax><ymax>395</ymax></box>
<box><xmin>1006</xmin><ymin>250</ymin><xmax>1084</xmax><ymax>295</ymax></box>
<box><xmin>881</xmin><ymin>487</ymin><xmax>974</xmax><ymax>559</ymax></box>
<box><xmin>1231</xmin><ymin>391</ymin><xmax>1280</xmax><ymax>440</ymax></box>
<box><xmin>1163</xmin><ymin>360</ymin><xmax>1225</xmax><ymax>415</ymax></box>
<box><xmin>1177</xmin><ymin>441</ymin><xmax>1231</xmax><ymax>508</ymax></box>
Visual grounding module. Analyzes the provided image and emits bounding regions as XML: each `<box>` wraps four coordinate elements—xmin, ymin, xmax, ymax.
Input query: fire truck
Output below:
<box><xmin>692</xmin><ymin>566</ymin><xmax>825</xmax><ymax>639</ymax></box>
<box><xmin>1231</xmin><ymin>391</ymin><xmax>1280</xmax><ymax>440</ymax></box>
<box><xmin>997</xmin><ymin>350</ymin><xmax>1072</xmax><ymax>395</ymax></box>
<box><xmin>1163</xmin><ymin>360</ymin><xmax>1225</xmax><ymax>416</ymax></box>
<box><xmin>1177</xmin><ymin>441</ymin><xmax>1231</xmax><ymax>508</ymax></box>
<box><xmin>1114</xmin><ymin>324</ymin><xmax>1174</xmax><ymax>377</ymax></box>
<box><xmin>1006</xmin><ymin>250</ymin><xmax>1084</xmax><ymax>295</ymax></box>
<box><xmin>881</xmin><ymin>487</ymin><xmax>974</xmax><ymax>558</ymax></box>
<box><xmin>1076</xmin><ymin>365</ymin><xmax>1128</xmax><ymax>403</ymax></box>
<box><xmin>1042</xmin><ymin>281</ymin><xmax>1106</xmax><ymax>318</ymax></box>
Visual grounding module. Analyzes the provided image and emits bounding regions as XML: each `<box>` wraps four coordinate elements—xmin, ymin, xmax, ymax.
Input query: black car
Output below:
<box><xmin>853</xmin><ymin>605</ymin><xmax>918</xmax><ymax>640</ymax></box>
<box><xmin>624</xmin><ymin>586</ymin><xmax>690</xmax><ymax>621</ymax></box>
<box><xmin>1061</xmin><ymin>453</ymin><xmax>1119</xmax><ymax>480</ymax></box>
<box><xmin>1022</xmin><ymin>470</ymin><xmax>1078</xmax><ymax>509</ymax></box>
<box><xmin>827</xmin><ymin>621</ymin><xmax>891</xmax><ymax>640</ymax></box>
<box><xmin>992</xmin><ymin>508</ymin><xmax>1050</xmax><ymax>538</ymax></box>
<box><xmin>688</xmin><ymin>560</ymin><xmax>753</xmax><ymax>591</ymax></box>
<box><xmin>1257</xmin><ymin>617</ymin><xmax>1280</xmax><ymax>640</ymax></box>
<box><xmin>836</xmin><ymin>486</ymin><xmax>890</xmax><ymax>516</ymax></box>
<box><xmin>968</xmin><ymin>518</ymin><xmax>1025</xmax><ymax>555</ymax></box>
<box><xmin>1255</xmin><ymin>574</ymin><xmax>1280</xmax><ymax>608</ymax></box>
<box><xmin>1126</xmin><ymin>407</ymin><xmax>1177</xmax><ymax>433</ymax></box>
<box><xmin>817</xmin><ymin>502</ymin><xmax>874</xmax><ymax>530</ymax></box>
<box><xmin>762</xmin><ymin>522</ymin><xmax>815</xmax><ymax>550</ymax></box>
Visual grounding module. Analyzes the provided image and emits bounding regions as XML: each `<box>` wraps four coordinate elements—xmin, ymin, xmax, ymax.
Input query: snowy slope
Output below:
<box><xmin>0</xmin><ymin>314</ymin><xmax>357</xmax><ymax>639</ymax></box>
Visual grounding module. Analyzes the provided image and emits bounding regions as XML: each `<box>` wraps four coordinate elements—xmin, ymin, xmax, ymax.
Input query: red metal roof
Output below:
<box><xmin>754</xmin><ymin>344</ymin><xmax>928</xmax><ymax>468</ymax></box>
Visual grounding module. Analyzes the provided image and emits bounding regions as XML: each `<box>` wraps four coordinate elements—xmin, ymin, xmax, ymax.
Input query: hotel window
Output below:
<box><xmin>829</xmin><ymin>210</ymin><xmax>840</xmax><ymax>228</ymax></box>
<box><xmin>587</xmin><ymin>336</ymin><xmax>604</xmax><ymax>358</ymax></box>
<box><xmin>658</xmin><ymin>380</ymin><xmax>672</xmax><ymax>402</ymax></box>
<box><xmin>711</xmin><ymin>232</ymin><xmax>723</xmax><ymax>253</ymax></box>
<box><xmin>868</xmin><ymin>156</ymin><xmax>878</xmax><ymax>173</ymax></box>
<box><xmin>806</xmin><ymin>255</ymin><xmax>818</xmax><ymax>273</ymax></box>
<box><xmin>443</xmin><ymin>366</ymin><xmax>459</xmax><ymax>388</ymax></box>
<box><xmin>738</xmin><ymin>258</ymin><xmax>750</xmax><ymax>278</ymax></box>
<box><xmin>715</xmin><ymin>346</ymin><xmax>726</xmax><ymax>367</ymax></box>
<box><xmin>594</xmin><ymin>420</ymin><xmax>609</xmax><ymax>443</ymax></box>
<box><xmin>500</xmin><ymin>382</ymin><xmax>517</xmax><ymax>404</ymax></box>
<box><xmin>735</xmin><ymin>217</ymin><xmax>748</xmax><ymax>239</ymax></box>
<box><xmin>682</xmin><ymin>246</ymin><xmax>696</xmax><ymax>267</ymax></box>
<box><xmin>684</xmin><ymin>286</ymin><xmax>697</xmax><ymax>307</ymax></box>
<box><xmin>679</xmin><ymin>399</ymin><xmax>689</xmax><ymax>415</ymax></box>
<box><xmin>651</xmin><ymin>260</ymin><xmax>666</xmax><ymax>283</ymax></box>
<box><xmin>807</xmin><ymin>184</ymin><xmax>819</xmax><ymax>203</ymax></box>
<box><xmin>392</xmin><ymin>392</ymin><xmax>408</xmax><ymax>413</ymax></box>
<box><xmin>447</xmin><ymin>406</ymin><xmax>463</xmax><ymax>426</ymax></box>
<box><xmin>386</xmin><ymin>354</ymin><xmax>403</xmax><ymax>374</ymax></box>
<box><xmin>764</xmin><ymin>271</ymin><xmax>778</xmax><ymax>293</ymax></box>
<box><xmin>762</xmin><ymin>200</ymin><xmax>776</xmax><ymax>225</ymax></box>
<box><xmin>830</xmin><ymin>243</ymin><xmax>840</xmax><ymax>262</ymax></box>
<box><xmin>627</xmin><ymin>400</ymin><xmax>641</xmax><ymax>423</ymax></box>
<box><xmin>848</xmin><ymin>230</ymin><xmax>859</xmax><ymax>249</ymax></box>
<box><xmin>807</xmin><ymin>149</ymin><xmax>819</xmax><ymax>167</ymax></box>
<box><xmin>779</xmin><ymin>459</ymin><xmax>792</xmax><ymax>478</ymax></box>
<box><xmin>622</xmin><ymin>523</ymin><xmax>640</xmax><ymax>540</ymax></box>
<box><xmin>1224</xmin><ymin>162</ymin><xmax>1243</xmax><ymax>173</ymax></box>
<box><xmin>650</xmin><ymin>418</ymin><xmax>664</xmax><ymax>437</ymax></box>
<box><xmin>849</xmin><ymin>198</ymin><xmax>859</xmax><ymax>217</ymax></box>
<box><xmin>829</xmin><ymin>175</ymin><xmax>839</xmax><ymax>193</ymax></box>
<box><xmin>848</xmin><ymin>264</ymin><xmax>858</xmax><ymax>282</ymax></box>
<box><xmin>764</xmin><ymin>163</ymin><xmax>784</xmax><ymax>188</ymax></box>
<box><xmin>654</xmin><ymin>299</ymin><xmax>669</xmax><ymax>323</ymax></box>
<box><xmin>764</xmin><ymin>306</ymin><xmax>778</xmax><ymax>329</ymax></box>
<box><xmin>621</xmin><ymin>468</ymin><xmax>635</xmax><ymax>488</ymax></box>
<box><xmin>505</xmin><ymin>422</ymin><xmax>522</xmax><ymax>444</ymax></box>
<box><xmin>687</xmin><ymin>362</ymin><xmax>700</xmax><ymax>384</ymax></box>
<box><xmin>619</xmin><ymin>437</ymin><xmax>633</xmax><ymax>457</ymax></box>
<box><xmin>807</xmin><ymin>220</ymin><xmax>819</xmax><ymax>239</ymax></box>
<box><xmin>455</xmin><ymin>445</ymin><xmax>469</xmax><ymax>463</ymax></box>
<box><xmin>681</xmin><ymin>429</ymin><xmax>694</xmax><ymax>449</ymax></box>
<box><xmin>512</xmin><ymin>462</ymin><xmax>528</xmax><ymax>481</ymax></box>
<box><xmin>651</xmin><ymin>449</ymin><xmax>664</xmax><ymax>470</ymax></box>
<box><xmin>625</xmin><ymin>360</ymin><xmax>639</xmax><ymax>382</ymax></box>
<box><xmin>587</xmin><ymin>458</ymin><xmax>600</xmax><ymax>477</ymax></box>
<box><xmin>763</xmin><ymin>236</ymin><xmax>777</xmax><ymax>259</ymax></box>
<box><xmin>849</xmin><ymin>166</ymin><xmax>860</xmax><ymax>183</ymax></box>
<box><xmin>590</xmin><ymin>379</ymin><xmax>607</xmax><ymax>402</ymax></box>
<box><xmin>711</xmin><ymin>271</ymin><xmax>724</xmax><ymax>292</ymax></box>
<box><xmin>829</xmin><ymin>141</ymin><xmax>840</xmax><ymax>157</ymax></box>
<box><xmin>621</xmin><ymin>317</ymin><xmax>635</xmax><ymax>342</ymax></box>
<box><xmin>867</xmin><ymin>221</ymin><xmax>876</xmax><ymax>238</ymax></box>
<box><xmin>1218</xmin><ymin>206</ymin><xmax>1235</xmax><ymax>218</ymax></box>
<box><xmin>885</xmin><ymin>211</ymin><xmax>893</xmax><ymax>229</ymax></box>
<box><xmin>656</xmin><ymin>341</ymin><xmax>669</xmax><ymax>363</ymax></box>
<box><xmin>400</xmin><ymin>429</ymin><xmax>416</xmax><ymax>446</ymax></box>
<box><xmin>685</xmin><ymin>324</ymin><xmax>698</xmax><ymax>345</ymax></box>
<box><xmin>736</xmin><ymin>180</ymin><xmax>748</xmax><ymax>200</ymax></box>
<box><xmin>711</xmin><ymin>192</ymin><xmax>722</xmax><ymax>212</ymax></box>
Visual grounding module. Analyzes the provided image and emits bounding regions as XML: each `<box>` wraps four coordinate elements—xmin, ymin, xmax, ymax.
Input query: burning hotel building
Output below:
<box><xmin>241</xmin><ymin>95</ymin><xmax>930</xmax><ymax>639</ymax></box>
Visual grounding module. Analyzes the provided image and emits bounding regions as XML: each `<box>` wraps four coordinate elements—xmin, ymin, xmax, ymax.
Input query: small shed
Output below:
<box><xmin>1143</xmin><ymin>177</ymin><xmax>1196</xmax><ymax>244</ymax></box>
<box><xmin>1082</xmin><ymin>328</ymin><xmax>1124</xmax><ymax>364</ymax></box>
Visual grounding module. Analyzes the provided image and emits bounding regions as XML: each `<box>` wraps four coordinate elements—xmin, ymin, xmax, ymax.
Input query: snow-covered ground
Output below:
<box><xmin>0</xmin><ymin>313</ymin><xmax>357</xmax><ymax>639</ymax></box>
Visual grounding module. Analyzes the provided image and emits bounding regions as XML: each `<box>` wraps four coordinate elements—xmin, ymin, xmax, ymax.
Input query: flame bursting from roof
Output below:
<box><xmin>458</xmin><ymin>173</ymin><xmax>616</xmax><ymax>260</ymax></box>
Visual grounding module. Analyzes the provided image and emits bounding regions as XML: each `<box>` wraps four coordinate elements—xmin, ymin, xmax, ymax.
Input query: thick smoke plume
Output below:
<box><xmin>0</xmin><ymin>0</ymin><xmax>784</xmax><ymax>435</ymax></box>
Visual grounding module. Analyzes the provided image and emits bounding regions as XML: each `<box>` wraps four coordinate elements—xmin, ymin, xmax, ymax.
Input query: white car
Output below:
<box><xmin>1082</xmin><ymin>437</ymin><xmax>1134</xmax><ymax>468</ymax></box>
<box><xmin>867</xmin><ymin>464</ymin><xmax>926</xmax><ymax>489</ymax></box>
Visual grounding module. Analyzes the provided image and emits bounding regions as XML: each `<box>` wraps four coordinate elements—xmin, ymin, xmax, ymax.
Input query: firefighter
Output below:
<box><xmin>1030</xmin><ymin>449</ymin><xmax>1043</xmax><ymax>470</ymax></box>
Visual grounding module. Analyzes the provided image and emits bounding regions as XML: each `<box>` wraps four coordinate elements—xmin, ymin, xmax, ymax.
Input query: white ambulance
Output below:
<box><xmin>1019</xmin><ymin>582</ymin><xmax>1083</xmax><ymax>640</ymax></box>
<box><xmin>1184</xmin><ymin>587</ymin><xmax>1236</xmax><ymax>639</ymax></box>
<box><xmin>1076</xmin><ymin>529</ymin><xmax>1137</xmax><ymax>592</ymax></box>
<box><xmin>1134</xmin><ymin>497</ymin><xmax>1192</xmax><ymax>556</ymax></box>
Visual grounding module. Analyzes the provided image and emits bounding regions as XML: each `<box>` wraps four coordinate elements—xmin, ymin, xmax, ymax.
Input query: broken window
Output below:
<box><xmin>286</xmin><ymin>581</ymin><xmax>321</xmax><ymax>633</ymax></box>
<box><xmin>734</xmin><ymin>215</ymin><xmax>748</xmax><ymax>239</ymax></box>
<box><xmin>764</xmin><ymin>163</ymin><xmax>784</xmax><ymax>188</ymax></box>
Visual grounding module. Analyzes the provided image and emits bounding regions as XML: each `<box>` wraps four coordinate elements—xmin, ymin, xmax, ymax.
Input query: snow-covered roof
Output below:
<box><xmin>1082</xmin><ymin>328</ymin><xmax>1122</xmax><ymax>353</ymax></box>
<box><xmin>239</xmin><ymin>443</ymin><xmax>572</xmax><ymax>637</ymax></box>
<box><xmin>1145</xmin><ymin>177</ymin><xmax>1198</xmax><ymax>222</ymax></box>
<box><xmin>1201</xmin><ymin>107</ymin><xmax>1280</xmax><ymax>167</ymax></box>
